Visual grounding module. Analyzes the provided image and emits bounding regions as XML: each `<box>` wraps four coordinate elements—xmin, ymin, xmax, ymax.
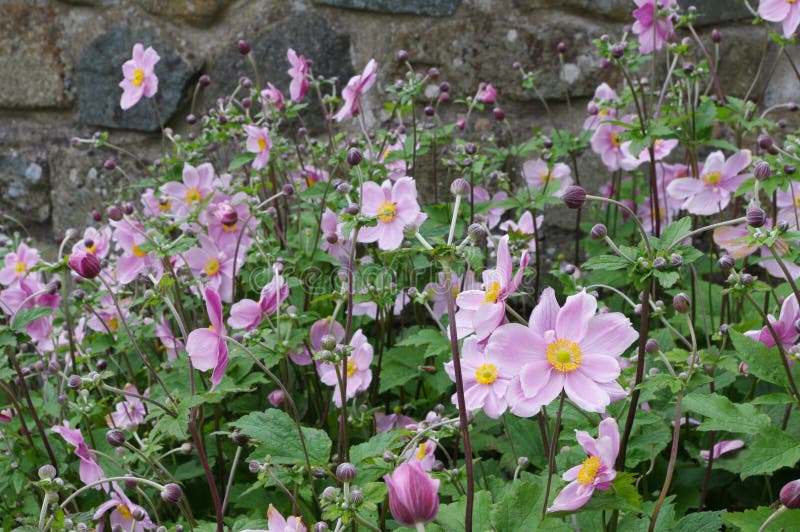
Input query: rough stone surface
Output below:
<box><xmin>392</xmin><ymin>14</ymin><xmax>619</xmax><ymax>102</ymax></box>
<box><xmin>135</xmin><ymin>0</ymin><xmax>231</xmax><ymax>27</ymax></box>
<box><xmin>200</xmin><ymin>12</ymin><xmax>353</xmax><ymax>113</ymax></box>
<box><xmin>512</xmin><ymin>0</ymin><xmax>631</xmax><ymax>21</ymax></box>
<box><xmin>315</xmin><ymin>0</ymin><xmax>461</xmax><ymax>16</ymax></box>
<box><xmin>77</xmin><ymin>26</ymin><xmax>200</xmax><ymax>132</ymax></box>
<box><xmin>713</xmin><ymin>24</ymin><xmax>779</xmax><ymax>99</ymax></box>
<box><xmin>0</xmin><ymin>155</ymin><xmax>50</xmax><ymax>225</ymax></box>
<box><xmin>0</xmin><ymin>5</ymin><xmax>69</xmax><ymax>109</ymax></box>
<box><xmin>677</xmin><ymin>0</ymin><xmax>752</xmax><ymax>26</ymax></box>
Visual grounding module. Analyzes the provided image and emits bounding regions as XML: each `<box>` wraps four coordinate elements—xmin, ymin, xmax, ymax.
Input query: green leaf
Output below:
<box><xmin>0</xmin><ymin>330</ymin><xmax>16</xmax><ymax>348</ymax></box>
<box><xmin>228</xmin><ymin>152</ymin><xmax>256</xmax><ymax>171</ymax></box>
<box><xmin>676</xmin><ymin>511</ymin><xmax>724</xmax><ymax>532</ymax></box>
<box><xmin>11</xmin><ymin>306</ymin><xmax>52</xmax><ymax>332</ymax></box>
<box><xmin>740</xmin><ymin>426</ymin><xmax>800</xmax><ymax>479</ymax></box>
<box><xmin>659</xmin><ymin>217</ymin><xmax>692</xmax><ymax>250</ymax></box>
<box><xmin>583</xmin><ymin>254</ymin><xmax>632</xmax><ymax>271</ymax></box>
<box><xmin>682</xmin><ymin>392</ymin><xmax>771</xmax><ymax>434</ymax></box>
<box><xmin>379</xmin><ymin>346</ymin><xmax>423</xmax><ymax>393</ymax></box>
<box><xmin>653</xmin><ymin>270</ymin><xmax>680</xmax><ymax>289</ymax></box>
<box><xmin>557</xmin><ymin>472</ymin><xmax>641</xmax><ymax>515</ymax></box>
<box><xmin>232</xmin><ymin>409</ymin><xmax>332</xmax><ymax>466</ymax></box>
<box><xmin>723</xmin><ymin>507</ymin><xmax>800</xmax><ymax>531</ymax></box>
<box><xmin>490</xmin><ymin>481</ymin><xmax>569</xmax><ymax>531</ymax></box>
<box><xmin>437</xmin><ymin>490</ymin><xmax>494</xmax><ymax>532</ymax></box>
<box><xmin>729</xmin><ymin>330</ymin><xmax>788</xmax><ymax>387</ymax></box>
<box><xmin>349</xmin><ymin>432</ymin><xmax>399</xmax><ymax>483</ymax></box>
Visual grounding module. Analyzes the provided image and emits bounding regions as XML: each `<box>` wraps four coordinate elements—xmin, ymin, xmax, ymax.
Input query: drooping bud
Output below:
<box><xmin>131</xmin><ymin>507</ymin><xmax>147</xmax><ymax>521</ymax></box>
<box><xmin>106</xmin><ymin>429</ymin><xmax>126</xmax><ymax>447</ymax></box>
<box><xmin>718</xmin><ymin>254</ymin><xmax>735</xmax><ymax>270</ymax></box>
<box><xmin>231</xmin><ymin>431</ymin><xmax>250</xmax><ymax>447</ymax></box>
<box><xmin>780</xmin><ymin>480</ymin><xmax>800</xmax><ymax>509</ymax></box>
<box><xmin>757</xmin><ymin>134</ymin><xmax>773</xmax><ymax>150</ymax></box>
<box><xmin>673</xmin><ymin>293</ymin><xmax>691</xmax><ymax>313</ymax></box>
<box><xmin>590</xmin><ymin>223</ymin><xmax>607</xmax><ymax>240</ymax></box>
<box><xmin>468</xmin><ymin>223</ymin><xmax>487</xmax><ymax>241</ymax></box>
<box><xmin>68</xmin><ymin>250</ymin><xmax>102</xmax><ymax>279</ymax></box>
<box><xmin>237</xmin><ymin>40</ymin><xmax>251</xmax><ymax>55</ymax></box>
<box><xmin>645</xmin><ymin>338</ymin><xmax>660</xmax><ymax>353</ymax></box>
<box><xmin>161</xmin><ymin>483</ymin><xmax>183</xmax><ymax>504</ymax></box>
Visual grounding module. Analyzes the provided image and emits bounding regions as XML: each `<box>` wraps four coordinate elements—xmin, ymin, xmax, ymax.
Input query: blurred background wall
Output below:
<box><xmin>0</xmin><ymin>0</ymin><xmax>793</xmax><ymax>251</ymax></box>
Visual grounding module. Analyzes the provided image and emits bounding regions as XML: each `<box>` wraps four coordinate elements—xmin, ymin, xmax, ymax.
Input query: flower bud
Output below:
<box><xmin>107</xmin><ymin>206</ymin><xmax>123</xmax><ymax>222</ymax></box>
<box><xmin>780</xmin><ymin>479</ymin><xmax>800</xmax><ymax>509</ymax></box>
<box><xmin>68</xmin><ymin>250</ymin><xmax>102</xmax><ymax>279</ymax></box>
<box><xmin>38</xmin><ymin>464</ymin><xmax>57</xmax><ymax>480</ymax></box>
<box><xmin>131</xmin><ymin>507</ymin><xmax>147</xmax><ymax>521</ymax></box>
<box><xmin>347</xmin><ymin>147</ymin><xmax>363</xmax><ymax>166</ymax></box>
<box><xmin>336</xmin><ymin>462</ymin><xmax>357</xmax><ymax>482</ymax></box>
<box><xmin>747</xmin><ymin>206</ymin><xmax>766</xmax><ymax>228</ymax></box>
<box><xmin>180</xmin><ymin>443</ymin><xmax>193</xmax><ymax>454</ymax></box>
<box><xmin>777</xmin><ymin>220</ymin><xmax>789</xmax><ymax>233</ymax></box>
<box><xmin>468</xmin><ymin>223</ymin><xmax>487</xmax><ymax>241</ymax></box>
<box><xmin>739</xmin><ymin>361</ymin><xmax>749</xmax><ymax>375</ymax></box>
<box><xmin>161</xmin><ymin>483</ymin><xmax>183</xmax><ymax>504</ymax></box>
<box><xmin>450</xmin><ymin>178</ymin><xmax>470</xmax><ymax>197</ymax></box>
<box><xmin>740</xmin><ymin>273</ymin><xmax>754</xmax><ymax>285</ymax></box>
<box><xmin>314</xmin><ymin>523</ymin><xmax>330</xmax><ymax>532</ymax></box>
<box><xmin>336</xmin><ymin>182</ymin><xmax>352</xmax><ymax>195</ymax></box>
<box><xmin>106</xmin><ymin>429</ymin><xmax>126</xmax><ymax>447</ymax></box>
<box><xmin>590</xmin><ymin>223</ymin><xmax>607</xmax><ymax>240</ymax></box>
<box><xmin>562</xmin><ymin>185</ymin><xmax>587</xmax><ymax>209</ymax></box>
<box><xmin>786</xmin><ymin>164</ymin><xmax>797</xmax><ymax>175</ymax></box>
<box><xmin>754</xmin><ymin>161</ymin><xmax>771</xmax><ymax>180</ymax></box>
<box><xmin>673</xmin><ymin>293</ymin><xmax>690</xmax><ymax>313</ymax></box>
<box><xmin>757</xmin><ymin>134</ymin><xmax>773</xmax><ymax>150</ymax></box>
<box><xmin>103</xmin><ymin>159</ymin><xmax>116</xmax><ymax>171</ymax></box>
<box><xmin>249</xmin><ymin>460</ymin><xmax>261</xmax><ymax>473</ymax></box>
<box><xmin>396</xmin><ymin>49</ymin><xmax>409</xmax><ymax>62</ymax></box>
<box><xmin>268</xmin><ymin>389</ymin><xmax>285</xmax><ymax>407</ymax></box>
<box><xmin>231</xmin><ymin>431</ymin><xmax>250</xmax><ymax>446</ymax></box>
<box><xmin>670</xmin><ymin>253</ymin><xmax>683</xmax><ymax>267</ymax></box>
<box><xmin>711</xmin><ymin>29</ymin><xmax>721</xmax><ymax>43</ymax></box>
<box><xmin>198</xmin><ymin>74</ymin><xmax>210</xmax><ymax>87</ymax></box>
<box><xmin>517</xmin><ymin>456</ymin><xmax>529</xmax><ymax>468</ymax></box>
<box><xmin>68</xmin><ymin>375</ymin><xmax>83</xmax><ymax>390</ymax></box>
<box><xmin>322</xmin><ymin>486</ymin><xmax>338</xmax><ymax>501</ymax></box>
<box><xmin>610</xmin><ymin>44</ymin><xmax>625</xmax><ymax>59</ymax></box>
<box><xmin>349</xmin><ymin>488</ymin><xmax>364</xmax><ymax>504</ymax></box>
<box><xmin>653</xmin><ymin>257</ymin><xmax>667</xmax><ymax>270</ymax></box>
<box><xmin>237</xmin><ymin>40</ymin><xmax>251</xmax><ymax>55</ymax></box>
<box><xmin>718</xmin><ymin>254</ymin><xmax>735</xmax><ymax>270</ymax></box>
<box><xmin>645</xmin><ymin>338</ymin><xmax>660</xmax><ymax>353</ymax></box>
<box><xmin>384</xmin><ymin>461</ymin><xmax>440</xmax><ymax>527</ymax></box>
<box><xmin>556</xmin><ymin>41</ymin><xmax>567</xmax><ymax>54</ymax></box>
<box><xmin>493</xmin><ymin>107</ymin><xmax>506</xmax><ymax>121</ymax></box>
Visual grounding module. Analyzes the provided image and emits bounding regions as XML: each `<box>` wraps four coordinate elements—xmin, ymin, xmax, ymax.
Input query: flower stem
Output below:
<box><xmin>542</xmin><ymin>391</ymin><xmax>566</xmax><ymax>517</ymax></box>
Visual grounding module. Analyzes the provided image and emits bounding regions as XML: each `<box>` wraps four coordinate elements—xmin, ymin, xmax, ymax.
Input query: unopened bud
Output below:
<box><xmin>718</xmin><ymin>254</ymin><xmax>735</xmax><ymax>270</ymax></box>
<box><xmin>347</xmin><ymin>147</ymin><xmax>363</xmax><ymax>166</ymax></box>
<box><xmin>161</xmin><ymin>483</ymin><xmax>183</xmax><ymax>504</ymax></box>
<box><xmin>747</xmin><ymin>206</ymin><xmax>766</xmax><ymax>228</ymax></box>
<box><xmin>590</xmin><ymin>223</ymin><xmax>607</xmax><ymax>240</ymax></box>
<box><xmin>645</xmin><ymin>338</ymin><xmax>659</xmax><ymax>353</ymax></box>
<box><xmin>780</xmin><ymin>479</ymin><xmax>800</xmax><ymax>509</ymax></box>
<box><xmin>450</xmin><ymin>178</ymin><xmax>470</xmax><ymax>197</ymax></box>
<box><xmin>754</xmin><ymin>161</ymin><xmax>771</xmax><ymax>180</ymax></box>
<box><xmin>673</xmin><ymin>293</ymin><xmax>690</xmax><ymax>313</ymax></box>
<box><xmin>336</xmin><ymin>462</ymin><xmax>357</xmax><ymax>482</ymax></box>
<box><xmin>106</xmin><ymin>429</ymin><xmax>125</xmax><ymax>447</ymax></box>
<box><xmin>563</xmin><ymin>186</ymin><xmax>587</xmax><ymax>209</ymax></box>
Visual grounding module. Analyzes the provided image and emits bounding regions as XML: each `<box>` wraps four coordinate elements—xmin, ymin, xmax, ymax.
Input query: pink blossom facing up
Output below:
<box><xmin>333</xmin><ymin>59</ymin><xmax>378</xmax><ymax>121</ymax></box>
<box><xmin>700</xmin><ymin>439</ymin><xmax>745</xmax><ymax>460</ymax></box>
<box><xmin>94</xmin><ymin>484</ymin><xmax>155</xmax><ymax>532</ymax></box>
<box><xmin>0</xmin><ymin>277</ymin><xmax>60</xmax><ymax>342</ymax></box>
<box><xmin>243</xmin><ymin>125</ymin><xmax>272</xmax><ymax>171</ymax></box>
<box><xmin>759</xmin><ymin>0</ymin><xmax>800</xmax><ymax>38</ymax></box>
<box><xmin>384</xmin><ymin>460</ymin><xmax>440</xmax><ymax>527</ymax></box>
<box><xmin>106</xmin><ymin>384</ymin><xmax>147</xmax><ymax>430</ymax></box>
<box><xmin>119</xmin><ymin>43</ymin><xmax>159</xmax><ymax>110</ymax></box>
<box><xmin>287</xmin><ymin>48</ymin><xmax>310</xmax><ymax>103</ymax></box>
<box><xmin>260</xmin><ymin>83</ymin><xmax>285</xmax><ymax>110</ymax></box>
<box><xmin>228</xmin><ymin>273</ymin><xmax>289</xmax><ymax>331</ymax></box>
<box><xmin>549</xmin><ymin>418</ymin><xmax>620</xmax><ymax>512</ymax></box>
<box><xmin>186</xmin><ymin>286</ymin><xmax>229</xmax><ymax>391</ymax></box>
<box><xmin>160</xmin><ymin>163</ymin><xmax>218</xmax><ymax>220</ymax></box>
<box><xmin>523</xmin><ymin>159</ymin><xmax>573</xmax><ymax>195</ymax></box>
<box><xmin>444</xmin><ymin>336</ymin><xmax>513</xmax><ymax>419</ymax></box>
<box><xmin>632</xmin><ymin>0</ymin><xmax>677</xmax><ymax>54</ymax></box>
<box><xmin>454</xmin><ymin>235</ymin><xmax>530</xmax><ymax>342</ymax></box>
<box><xmin>0</xmin><ymin>242</ymin><xmax>40</xmax><ymax>286</ymax></box>
<box><xmin>358</xmin><ymin>177</ymin><xmax>427</xmax><ymax>251</ymax></box>
<box><xmin>184</xmin><ymin>234</ymin><xmax>236</xmax><ymax>302</ymax></box>
<box><xmin>408</xmin><ymin>439</ymin><xmax>437</xmax><ymax>471</ymax></box>
<box><xmin>52</xmin><ymin>421</ymin><xmax>107</xmax><ymax>490</ymax></box>
<box><xmin>487</xmin><ymin>288</ymin><xmax>637</xmax><ymax>414</ymax></box>
<box><xmin>476</xmin><ymin>83</ymin><xmax>497</xmax><ymax>104</ymax></box>
<box><xmin>316</xmin><ymin>329</ymin><xmax>373</xmax><ymax>407</ymax></box>
<box><xmin>268</xmin><ymin>389</ymin><xmax>285</xmax><ymax>408</ymax></box>
<box><xmin>110</xmin><ymin>219</ymin><xmax>163</xmax><ymax>285</ymax></box>
<box><xmin>667</xmin><ymin>150</ymin><xmax>752</xmax><ymax>215</ymax></box>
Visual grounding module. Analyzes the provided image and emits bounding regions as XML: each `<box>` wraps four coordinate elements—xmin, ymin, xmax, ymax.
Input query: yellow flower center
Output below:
<box><xmin>86</xmin><ymin>243</ymin><xmax>96</xmax><ymax>254</ymax></box>
<box><xmin>598</xmin><ymin>108</ymin><xmax>610</xmax><ymax>117</ymax></box>
<box><xmin>132</xmin><ymin>69</ymin><xmax>145</xmax><ymax>87</ymax></box>
<box><xmin>610</xmin><ymin>132</ymin><xmax>621</xmax><ymax>147</ymax></box>
<box><xmin>794</xmin><ymin>193</ymin><xmax>800</xmax><ymax>208</ymax></box>
<box><xmin>204</xmin><ymin>258</ymin><xmax>220</xmax><ymax>276</ymax></box>
<box><xmin>577</xmin><ymin>456</ymin><xmax>602</xmax><ymax>486</ymax></box>
<box><xmin>346</xmin><ymin>358</ymin><xmax>357</xmax><ymax>377</ymax></box>
<box><xmin>257</xmin><ymin>138</ymin><xmax>267</xmax><ymax>152</ymax></box>
<box><xmin>158</xmin><ymin>199</ymin><xmax>171</xmax><ymax>212</ymax></box>
<box><xmin>546</xmin><ymin>338</ymin><xmax>582</xmax><ymax>373</ymax></box>
<box><xmin>108</xmin><ymin>317</ymin><xmax>119</xmax><ymax>331</ymax></box>
<box><xmin>788</xmin><ymin>0</ymin><xmax>797</xmax><ymax>4</ymax></box>
<box><xmin>185</xmin><ymin>187</ymin><xmax>201</xmax><ymax>205</ymax></box>
<box><xmin>222</xmin><ymin>222</ymin><xmax>238</xmax><ymax>233</ymax></box>
<box><xmin>416</xmin><ymin>442</ymin><xmax>428</xmax><ymax>460</ymax></box>
<box><xmin>540</xmin><ymin>171</ymin><xmax>551</xmax><ymax>185</ymax></box>
<box><xmin>474</xmin><ymin>363</ymin><xmax>498</xmax><ymax>385</ymax></box>
<box><xmin>132</xmin><ymin>244</ymin><xmax>146</xmax><ymax>258</ymax></box>
<box><xmin>209</xmin><ymin>324</ymin><xmax>215</xmax><ymax>330</ymax></box>
<box><xmin>377</xmin><ymin>201</ymin><xmax>397</xmax><ymax>223</ymax></box>
<box><xmin>702</xmin><ymin>171</ymin><xmax>722</xmax><ymax>185</ymax></box>
<box><xmin>483</xmin><ymin>281</ymin><xmax>501</xmax><ymax>304</ymax></box>
<box><xmin>14</xmin><ymin>260</ymin><xmax>26</xmax><ymax>274</ymax></box>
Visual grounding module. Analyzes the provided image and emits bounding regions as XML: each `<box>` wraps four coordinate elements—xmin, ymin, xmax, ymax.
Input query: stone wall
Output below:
<box><xmin>0</xmin><ymin>0</ymin><xmax>793</xmax><ymax>253</ymax></box>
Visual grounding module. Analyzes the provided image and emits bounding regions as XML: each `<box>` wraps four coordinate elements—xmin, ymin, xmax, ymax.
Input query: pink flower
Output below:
<box><xmin>244</xmin><ymin>125</ymin><xmax>272</xmax><ymax>170</ymax></box>
<box><xmin>700</xmin><ymin>439</ymin><xmax>745</xmax><ymax>460</ymax></box>
<box><xmin>619</xmin><ymin>138</ymin><xmax>679</xmax><ymax>171</ymax></box>
<box><xmin>320</xmin><ymin>208</ymin><xmax>351</xmax><ymax>262</ymax></box>
<box><xmin>52</xmin><ymin>421</ymin><xmax>106</xmax><ymax>489</ymax></box>
<box><xmin>424</xmin><ymin>270</ymin><xmax>479</xmax><ymax>320</ymax></box>
<box><xmin>228</xmin><ymin>273</ymin><xmax>289</xmax><ymax>330</ymax></box>
<box><xmin>185</xmin><ymin>234</ymin><xmax>236</xmax><ymax>302</ymax></box>
<box><xmin>110</xmin><ymin>219</ymin><xmax>164</xmax><ymax>284</ymax></box>
<box><xmin>291</xmin><ymin>165</ymin><xmax>329</xmax><ymax>191</ymax></box>
<box><xmin>333</xmin><ymin>59</ymin><xmax>378</xmax><ymax>122</ymax></box>
<box><xmin>375</xmin><ymin>412</ymin><xmax>416</xmax><ymax>434</ymax></box>
<box><xmin>472</xmin><ymin>186</ymin><xmax>508</xmax><ymax>229</ymax></box>
<box><xmin>632</xmin><ymin>0</ymin><xmax>677</xmax><ymax>54</ymax></box>
<box><xmin>0</xmin><ymin>242</ymin><xmax>40</xmax><ymax>286</ymax></box>
<box><xmin>86</xmin><ymin>293</ymin><xmax>131</xmax><ymax>335</ymax></box>
<box><xmin>317</xmin><ymin>329</ymin><xmax>373</xmax><ymax>407</ymax></box>
<box><xmin>408</xmin><ymin>439</ymin><xmax>437</xmax><ymax>471</ymax></box>
<box><xmin>72</xmin><ymin>226</ymin><xmax>112</xmax><ymax>260</ymax></box>
<box><xmin>487</xmin><ymin>288</ymin><xmax>637</xmax><ymax>414</ymax></box>
<box><xmin>242</xmin><ymin>504</ymin><xmax>307</xmax><ymax>532</ymax></box>
<box><xmin>119</xmin><ymin>43</ymin><xmax>159</xmax><ymax>110</ymax></box>
<box><xmin>583</xmin><ymin>83</ymin><xmax>619</xmax><ymax>130</ymax></box>
<box><xmin>499</xmin><ymin>211</ymin><xmax>545</xmax><ymax>253</ymax></box>
<box><xmin>713</xmin><ymin>221</ymin><xmax>800</xmax><ymax>280</ymax></box>
<box><xmin>0</xmin><ymin>408</ymin><xmax>16</xmax><ymax>423</ymax></box>
<box><xmin>268</xmin><ymin>389</ymin><xmax>285</xmax><ymax>407</ymax></box>
<box><xmin>759</xmin><ymin>0</ymin><xmax>800</xmax><ymax>38</ymax></box>
<box><xmin>549</xmin><ymin>418</ymin><xmax>620</xmax><ymax>512</ymax></box>
<box><xmin>372</xmin><ymin>137</ymin><xmax>409</xmax><ymax>180</ymax></box>
<box><xmin>260</xmin><ymin>83</ymin><xmax>285</xmax><ymax>110</ymax></box>
<box><xmin>186</xmin><ymin>287</ymin><xmax>229</xmax><ymax>391</ymax></box>
<box><xmin>94</xmin><ymin>484</ymin><xmax>155</xmax><ymax>532</ymax></box>
<box><xmin>523</xmin><ymin>159</ymin><xmax>573</xmax><ymax>194</ymax></box>
<box><xmin>476</xmin><ymin>83</ymin><xmax>497</xmax><ymax>104</ymax></box>
<box><xmin>287</xmin><ymin>48</ymin><xmax>310</xmax><ymax>103</ymax></box>
<box><xmin>160</xmin><ymin>163</ymin><xmax>218</xmax><ymax>220</ymax></box>
<box><xmin>591</xmin><ymin>114</ymin><xmax>634</xmax><ymax>172</ymax></box>
<box><xmin>384</xmin><ymin>460</ymin><xmax>440</xmax><ymax>527</ymax></box>
<box><xmin>0</xmin><ymin>277</ymin><xmax>59</xmax><ymax>342</ymax></box>
<box><xmin>203</xmin><ymin>193</ymin><xmax>257</xmax><ymax>252</ymax></box>
<box><xmin>745</xmin><ymin>293</ymin><xmax>799</xmax><ymax>350</ymax></box>
<box><xmin>667</xmin><ymin>150</ymin><xmax>752</xmax><ymax>215</ymax></box>
<box><xmin>444</xmin><ymin>336</ymin><xmax>513</xmax><ymax>418</ymax></box>
<box><xmin>455</xmin><ymin>235</ymin><xmax>529</xmax><ymax>342</ymax></box>
<box><xmin>358</xmin><ymin>177</ymin><xmax>427</xmax><ymax>251</ymax></box>
<box><xmin>106</xmin><ymin>384</ymin><xmax>147</xmax><ymax>430</ymax></box>
<box><xmin>68</xmin><ymin>250</ymin><xmax>102</xmax><ymax>279</ymax></box>
<box><xmin>155</xmin><ymin>316</ymin><xmax>183</xmax><ymax>361</ymax></box>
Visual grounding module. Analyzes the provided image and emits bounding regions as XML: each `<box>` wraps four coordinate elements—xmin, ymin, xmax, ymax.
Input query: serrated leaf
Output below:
<box><xmin>676</xmin><ymin>511</ymin><xmax>724</xmax><ymax>532</ymax></box>
<box><xmin>583</xmin><ymin>254</ymin><xmax>632</xmax><ymax>271</ymax></box>
<box><xmin>11</xmin><ymin>306</ymin><xmax>52</xmax><ymax>331</ymax></box>
<box><xmin>740</xmin><ymin>426</ymin><xmax>800</xmax><ymax>479</ymax></box>
<box><xmin>232</xmin><ymin>409</ymin><xmax>332</xmax><ymax>466</ymax></box>
<box><xmin>228</xmin><ymin>152</ymin><xmax>256</xmax><ymax>171</ymax></box>
<box><xmin>682</xmin><ymin>392</ymin><xmax>771</xmax><ymax>434</ymax></box>
<box><xmin>437</xmin><ymin>490</ymin><xmax>493</xmax><ymax>532</ymax></box>
<box><xmin>349</xmin><ymin>432</ymin><xmax>399</xmax><ymax>482</ymax></box>
<box><xmin>653</xmin><ymin>270</ymin><xmax>680</xmax><ymax>288</ymax></box>
<box><xmin>723</xmin><ymin>507</ymin><xmax>800</xmax><ymax>531</ymax></box>
<box><xmin>729</xmin><ymin>330</ymin><xmax>788</xmax><ymax>387</ymax></box>
<box><xmin>659</xmin><ymin>217</ymin><xmax>692</xmax><ymax>250</ymax></box>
